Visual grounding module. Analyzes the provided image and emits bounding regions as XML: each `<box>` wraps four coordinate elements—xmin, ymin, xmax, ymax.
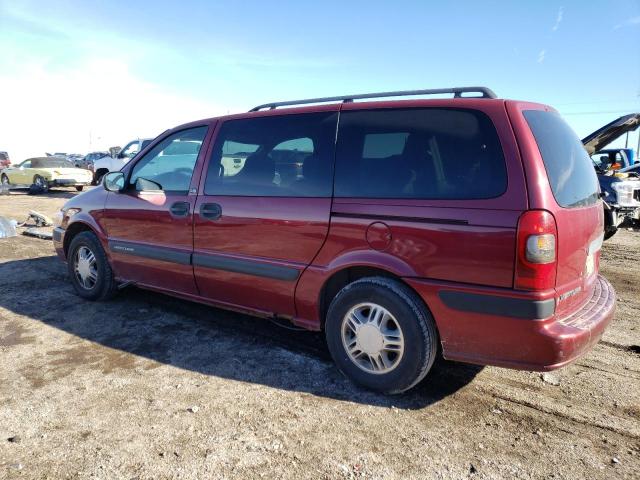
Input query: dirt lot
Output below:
<box><xmin>0</xmin><ymin>188</ymin><xmax>639</xmax><ymax>479</ymax></box>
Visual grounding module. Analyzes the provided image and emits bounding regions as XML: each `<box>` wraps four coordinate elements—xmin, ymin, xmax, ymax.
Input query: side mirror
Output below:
<box><xmin>104</xmin><ymin>172</ymin><xmax>125</xmax><ymax>192</ymax></box>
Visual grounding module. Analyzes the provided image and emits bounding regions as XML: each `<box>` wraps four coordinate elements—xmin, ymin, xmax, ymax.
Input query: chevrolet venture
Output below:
<box><xmin>53</xmin><ymin>87</ymin><xmax>615</xmax><ymax>393</ymax></box>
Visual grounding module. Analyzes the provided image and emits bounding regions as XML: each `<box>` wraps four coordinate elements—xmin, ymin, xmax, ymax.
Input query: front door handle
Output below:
<box><xmin>169</xmin><ymin>201</ymin><xmax>190</xmax><ymax>217</ymax></box>
<box><xmin>200</xmin><ymin>203</ymin><xmax>222</xmax><ymax>221</ymax></box>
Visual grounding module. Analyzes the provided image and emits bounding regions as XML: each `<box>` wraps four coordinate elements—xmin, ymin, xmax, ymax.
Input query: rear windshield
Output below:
<box><xmin>524</xmin><ymin>110</ymin><xmax>599</xmax><ymax>208</ymax></box>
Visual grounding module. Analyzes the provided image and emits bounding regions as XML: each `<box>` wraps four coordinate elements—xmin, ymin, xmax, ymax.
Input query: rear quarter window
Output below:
<box><xmin>334</xmin><ymin>108</ymin><xmax>507</xmax><ymax>200</ymax></box>
<box><xmin>524</xmin><ymin>110</ymin><xmax>599</xmax><ymax>208</ymax></box>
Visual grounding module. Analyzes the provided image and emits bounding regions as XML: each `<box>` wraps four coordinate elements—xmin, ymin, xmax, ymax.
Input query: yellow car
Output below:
<box><xmin>0</xmin><ymin>157</ymin><xmax>93</xmax><ymax>192</ymax></box>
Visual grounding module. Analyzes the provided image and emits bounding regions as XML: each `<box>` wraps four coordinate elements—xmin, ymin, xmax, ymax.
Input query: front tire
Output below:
<box><xmin>325</xmin><ymin>277</ymin><xmax>438</xmax><ymax>394</ymax></box>
<box><xmin>93</xmin><ymin>169</ymin><xmax>108</xmax><ymax>186</ymax></box>
<box><xmin>67</xmin><ymin>231</ymin><xmax>118</xmax><ymax>301</ymax></box>
<box><xmin>604</xmin><ymin>226</ymin><xmax>617</xmax><ymax>240</ymax></box>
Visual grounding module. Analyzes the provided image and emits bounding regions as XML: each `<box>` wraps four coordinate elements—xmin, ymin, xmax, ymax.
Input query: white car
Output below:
<box><xmin>93</xmin><ymin>138</ymin><xmax>152</xmax><ymax>184</ymax></box>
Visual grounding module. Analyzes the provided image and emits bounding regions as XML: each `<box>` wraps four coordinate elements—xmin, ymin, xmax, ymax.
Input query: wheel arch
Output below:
<box><xmin>317</xmin><ymin>265</ymin><xmax>432</xmax><ymax>332</ymax></box>
<box><xmin>63</xmin><ymin>221</ymin><xmax>99</xmax><ymax>257</ymax></box>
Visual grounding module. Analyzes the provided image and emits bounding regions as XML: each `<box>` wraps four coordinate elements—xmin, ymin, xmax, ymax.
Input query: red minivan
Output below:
<box><xmin>53</xmin><ymin>87</ymin><xmax>615</xmax><ymax>393</ymax></box>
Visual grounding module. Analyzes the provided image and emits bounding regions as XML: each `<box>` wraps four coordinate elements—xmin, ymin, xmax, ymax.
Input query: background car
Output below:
<box><xmin>0</xmin><ymin>156</ymin><xmax>93</xmax><ymax>192</ymax></box>
<box><xmin>92</xmin><ymin>138</ymin><xmax>152</xmax><ymax>184</ymax></box>
<box><xmin>592</xmin><ymin>147</ymin><xmax>636</xmax><ymax>171</ymax></box>
<box><xmin>0</xmin><ymin>151</ymin><xmax>10</xmax><ymax>168</ymax></box>
<box><xmin>67</xmin><ymin>153</ymin><xmax>84</xmax><ymax>166</ymax></box>
<box><xmin>75</xmin><ymin>151</ymin><xmax>109</xmax><ymax>170</ymax></box>
<box><xmin>583</xmin><ymin>113</ymin><xmax>640</xmax><ymax>239</ymax></box>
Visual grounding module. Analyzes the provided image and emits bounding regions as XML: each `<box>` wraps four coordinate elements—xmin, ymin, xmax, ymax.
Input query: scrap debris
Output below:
<box><xmin>19</xmin><ymin>211</ymin><xmax>54</xmax><ymax>240</ymax></box>
<box><xmin>0</xmin><ymin>211</ymin><xmax>54</xmax><ymax>240</ymax></box>
<box><xmin>19</xmin><ymin>211</ymin><xmax>53</xmax><ymax>228</ymax></box>
<box><xmin>0</xmin><ymin>217</ymin><xmax>18</xmax><ymax>238</ymax></box>
<box><xmin>23</xmin><ymin>227</ymin><xmax>53</xmax><ymax>240</ymax></box>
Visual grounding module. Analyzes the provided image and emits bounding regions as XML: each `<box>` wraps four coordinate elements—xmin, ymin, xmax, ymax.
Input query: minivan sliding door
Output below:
<box><xmin>193</xmin><ymin>110</ymin><xmax>339</xmax><ymax>317</ymax></box>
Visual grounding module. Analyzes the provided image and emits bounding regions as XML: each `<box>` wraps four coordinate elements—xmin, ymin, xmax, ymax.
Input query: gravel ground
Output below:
<box><xmin>0</xmin><ymin>188</ymin><xmax>639</xmax><ymax>479</ymax></box>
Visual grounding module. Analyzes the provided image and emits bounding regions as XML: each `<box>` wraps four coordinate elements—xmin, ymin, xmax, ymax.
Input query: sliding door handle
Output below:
<box><xmin>200</xmin><ymin>203</ymin><xmax>222</xmax><ymax>221</ymax></box>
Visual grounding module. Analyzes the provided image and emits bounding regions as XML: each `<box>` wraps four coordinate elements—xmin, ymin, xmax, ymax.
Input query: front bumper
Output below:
<box><xmin>406</xmin><ymin>275</ymin><xmax>616</xmax><ymax>371</ymax></box>
<box><xmin>53</xmin><ymin>227</ymin><xmax>66</xmax><ymax>260</ymax></box>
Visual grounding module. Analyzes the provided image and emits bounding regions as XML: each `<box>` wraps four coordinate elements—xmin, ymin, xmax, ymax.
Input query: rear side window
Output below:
<box><xmin>205</xmin><ymin>112</ymin><xmax>338</xmax><ymax>197</ymax></box>
<box><xmin>334</xmin><ymin>108</ymin><xmax>507</xmax><ymax>199</ymax></box>
<box><xmin>524</xmin><ymin>110</ymin><xmax>599</xmax><ymax>208</ymax></box>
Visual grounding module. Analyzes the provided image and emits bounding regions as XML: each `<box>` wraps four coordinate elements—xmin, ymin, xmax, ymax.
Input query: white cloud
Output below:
<box><xmin>614</xmin><ymin>15</ymin><xmax>640</xmax><ymax>30</ymax></box>
<box><xmin>552</xmin><ymin>6</ymin><xmax>564</xmax><ymax>32</ymax></box>
<box><xmin>537</xmin><ymin>50</ymin><xmax>546</xmax><ymax>63</ymax></box>
<box><xmin>0</xmin><ymin>59</ymin><xmax>229</xmax><ymax>162</ymax></box>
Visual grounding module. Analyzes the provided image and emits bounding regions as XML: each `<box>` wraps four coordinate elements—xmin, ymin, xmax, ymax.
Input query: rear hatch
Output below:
<box><xmin>519</xmin><ymin>108</ymin><xmax>603</xmax><ymax>316</ymax></box>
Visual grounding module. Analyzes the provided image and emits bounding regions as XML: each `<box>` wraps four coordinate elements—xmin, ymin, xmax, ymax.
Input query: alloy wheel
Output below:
<box><xmin>74</xmin><ymin>246</ymin><xmax>98</xmax><ymax>290</ymax></box>
<box><xmin>341</xmin><ymin>302</ymin><xmax>405</xmax><ymax>374</ymax></box>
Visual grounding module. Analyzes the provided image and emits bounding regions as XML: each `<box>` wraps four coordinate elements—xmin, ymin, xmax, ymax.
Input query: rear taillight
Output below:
<box><xmin>515</xmin><ymin>210</ymin><xmax>557</xmax><ymax>291</ymax></box>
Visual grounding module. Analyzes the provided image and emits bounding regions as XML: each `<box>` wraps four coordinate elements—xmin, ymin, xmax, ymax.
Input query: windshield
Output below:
<box><xmin>524</xmin><ymin>110</ymin><xmax>600</xmax><ymax>208</ymax></box>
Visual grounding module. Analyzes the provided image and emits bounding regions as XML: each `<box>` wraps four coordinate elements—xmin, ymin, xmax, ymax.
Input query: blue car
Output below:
<box><xmin>583</xmin><ymin>114</ymin><xmax>640</xmax><ymax>239</ymax></box>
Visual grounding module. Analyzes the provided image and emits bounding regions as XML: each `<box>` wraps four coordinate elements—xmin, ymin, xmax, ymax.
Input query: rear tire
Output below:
<box><xmin>67</xmin><ymin>231</ymin><xmax>118</xmax><ymax>301</ymax></box>
<box><xmin>1</xmin><ymin>174</ymin><xmax>9</xmax><ymax>185</ymax></box>
<box><xmin>325</xmin><ymin>277</ymin><xmax>438</xmax><ymax>394</ymax></box>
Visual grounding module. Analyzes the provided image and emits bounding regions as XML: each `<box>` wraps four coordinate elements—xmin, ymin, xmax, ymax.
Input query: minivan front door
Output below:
<box><xmin>100</xmin><ymin>126</ymin><xmax>210</xmax><ymax>295</ymax></box>
<box><xmin>193</xmin><ymin>111</ymin><xmax>338</xmax><ymax>317</ymax></box>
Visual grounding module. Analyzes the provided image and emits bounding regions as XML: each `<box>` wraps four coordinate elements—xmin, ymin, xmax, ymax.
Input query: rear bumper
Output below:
<box><xmin>51</xmin><ymin>179</ymin><xmax>90</xmax><ymax>186</ymax></box>
<box><xmin>406</xmin><ymin>275</ymin><xmax>616</xmax><ymax>371</ymax></box>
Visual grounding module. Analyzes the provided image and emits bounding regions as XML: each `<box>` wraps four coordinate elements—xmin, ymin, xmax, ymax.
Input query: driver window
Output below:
<box><xmin>129</xmin><ymin>126</ymin><xmax>208</xmax><ymax>193</ymax></box>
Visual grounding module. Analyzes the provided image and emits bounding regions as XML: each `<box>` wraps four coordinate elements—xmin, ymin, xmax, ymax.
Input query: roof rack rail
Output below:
<box><xmin>249</xmin><ymin>86</ymin><xmax>497</xmax><ymax>112</ymax></box>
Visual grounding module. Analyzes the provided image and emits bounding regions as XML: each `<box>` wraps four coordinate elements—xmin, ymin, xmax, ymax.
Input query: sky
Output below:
<box><xmin>1</xmin><ymin>0</ymin><xmax>639</xmax><ymax>162</ymax></box>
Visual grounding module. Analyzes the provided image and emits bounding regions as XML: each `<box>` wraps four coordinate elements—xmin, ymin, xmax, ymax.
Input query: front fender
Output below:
<box><xmin>60</xmin><ymin>186</ymin><xmax>109</xmax><ymax>255</ymax></box>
